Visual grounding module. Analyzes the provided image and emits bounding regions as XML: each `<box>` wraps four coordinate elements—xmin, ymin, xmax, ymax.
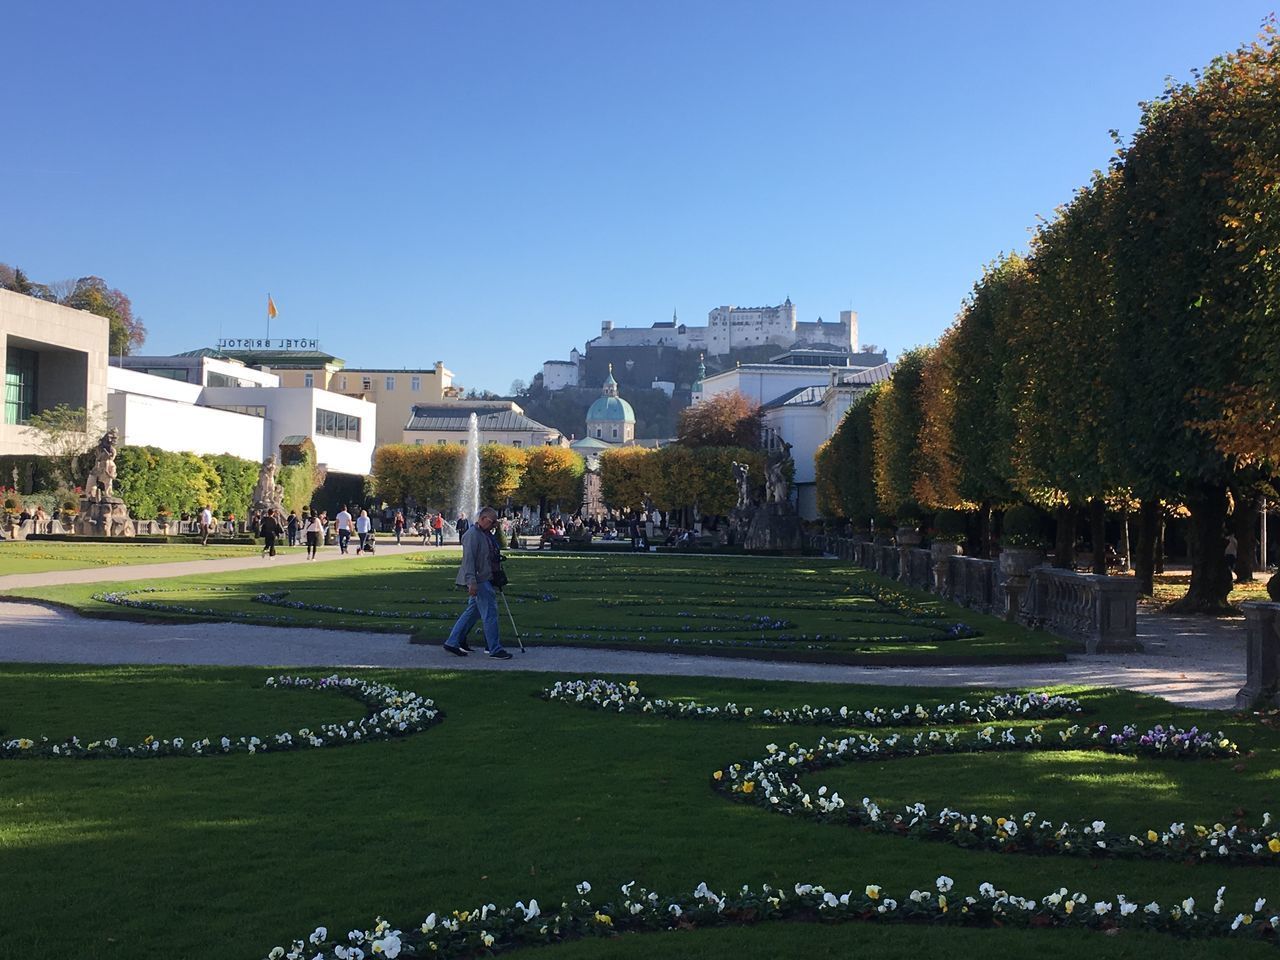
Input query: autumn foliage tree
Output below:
<box><xmin>517</xmin><ymin>447</ymin><xmax>584</xmax><ymax>515</ymax></box>
<box><xmin>677</xmin><ymin>391</ymin><xmax>761</xmax><ymax>449</ymax></box>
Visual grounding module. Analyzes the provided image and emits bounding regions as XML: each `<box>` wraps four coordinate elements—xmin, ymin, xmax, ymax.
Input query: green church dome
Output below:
<box><xmin>587</xmin><ymin>395</ymin><xmax>636</xmax><ymax>423</ymax></box>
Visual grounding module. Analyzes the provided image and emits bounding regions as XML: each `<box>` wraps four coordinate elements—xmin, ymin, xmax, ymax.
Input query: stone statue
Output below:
<box><xmin>732</xmin><ymin>460</ymin><xmax>752</xmax><ymax>509</ymax></box>
<box><xmin>253</xmin><ymin>456</ymin><xmax>285</xmax><ymax>515</ymax></box>
<box><xmin>766</xmin><ymin>458</ymin><xmax>788</xmax><ymax>504</ymax></box>
<box><xmin>84</xmin><ymin>428</ymin><xmax>120</xmax><ymax>500</ymax></box>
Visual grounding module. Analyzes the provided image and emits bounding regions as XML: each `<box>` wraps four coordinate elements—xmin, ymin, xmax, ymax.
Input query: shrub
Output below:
<box><xmin>1001</xmin><ymin>503</ymin><xmax>1047</xmax><ymax>548</ymax></box>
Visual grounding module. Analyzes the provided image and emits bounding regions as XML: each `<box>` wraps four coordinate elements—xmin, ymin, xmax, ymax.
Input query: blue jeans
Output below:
<box><xmin>338</xmin><ymin>529</ymin><xmax>351</xmax><ymax>553</ymax></box>
<box><xmin>445</xmin><ymin>581</ymin><xmax>503</xmax><ymax>653</ymax></box>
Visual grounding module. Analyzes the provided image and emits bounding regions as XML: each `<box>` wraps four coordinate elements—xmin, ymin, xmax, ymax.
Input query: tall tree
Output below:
<box><xmin>871</xmin><ymin>348</ymin><xmax>931</xmax><ymax>525</ymax></box>
<box><xmin>61</xmin><ymin>276</ymin><xmax>147</xmax><ymax>355</ymax></box>
<box><xmin>677</xmin><ymin>391</ymin><xmax>761</xmax><ymax>449</ymax></box>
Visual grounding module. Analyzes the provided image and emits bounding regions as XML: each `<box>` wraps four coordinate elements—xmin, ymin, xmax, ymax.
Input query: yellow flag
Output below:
<box><xmin>267</xmin><ymin>295</ymin><xmax>278</xmax><ymax>319</ymax></box>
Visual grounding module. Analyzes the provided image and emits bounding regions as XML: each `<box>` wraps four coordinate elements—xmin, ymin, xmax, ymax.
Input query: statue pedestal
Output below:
<box><xmin>74</xmin><ymin>496</ymin><xmax>136</xmax><ymax>538</ymax></box>
<box><xmin>741</xmin><ymin>503</ymin><xmax>803</xmax><ymax>553</ymax></box>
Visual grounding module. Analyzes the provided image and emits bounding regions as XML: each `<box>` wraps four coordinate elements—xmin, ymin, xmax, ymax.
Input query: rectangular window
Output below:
<box><xmin>411</xmin><ymin>376</ymin><xmax>420</xmax><ymax>392</ymax></box>
<box><xmin>4</xmin><ymin>347</ymin><xmax>38</xmax><ymax>425</ymax></box>
<box><xmin>385</xmin><ymin>376</ymin><xmax>395</xmax><ymax>391</ymax></box>
<box><xmin>209</xmin><ymin>404</ymin><xmax>266</xmax><ymax>418</ymax></box>
<box><xmin>340</xmin><ymin>376</ymin><xmax>348</xmax><ymax>390</ymax></box>
<box><xmin>512</xmin><ymin>440</ymin><xmax>522</xmax><ymax>448</ymax></box>
<box><xmin>362</xmin><ymin>377</ymin><xmax>372</xmax><ymax>391</ymax></box>
<box><xmin>315</xmin><ymin>407</ymin><xmax>361</xmax><ymax>442</ymax></box>
<box><xmin>437</xmin><ymin>439</ymin><xmax>447</xmax><ymax>445</ymax></box>
<box><xmin>303</xmin><ymin>373</ymin><xmax>314</xmax><ymax>388</ymax></box>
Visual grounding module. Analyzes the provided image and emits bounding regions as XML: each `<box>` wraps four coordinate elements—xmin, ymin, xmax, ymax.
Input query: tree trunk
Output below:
<box><xmin>1089</xmin><ymin>498</ymin><xmax>1107</xmax><ymax>576</ymax></box>
<box><xmin>1232</xmin><ymin>492</ymin><xmax>1259</xmax><ymax>583</ymax></box>
<box><xmin>1053</xmin><ymin>504</ymin><xmax>1075</xmax><ymax>569</ymax></box>
<box><xmin>1169</xmin><ymin>484</ymin><xmax>1234</xmax><ymax>614</ymax></box>
<box><xmin>1155</xmin><ymin>514</ymin><xmax>1166</xmax><ymax>574</ymax></box>
<box><xmin>977</xmin><ymin>501</ymin><xmax>992</xmax><ymax>559</ymax></box>
<box><xmin>1133</xmin><ymin>499</ymin><xmax>1159</xmax><ymax>596</ymax></box>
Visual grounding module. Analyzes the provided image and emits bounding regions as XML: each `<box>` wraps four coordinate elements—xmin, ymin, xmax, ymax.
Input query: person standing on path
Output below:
<box><xmin>286</xmin><ymin>511</ymin><xmax>299</xmax><ymax>548</ymax></box>
<box><xmin>335</xmin><ymin>505</ymin><xmax>353</xmax><ymax>554</ymax></box>
<box><xmin>393</xmin><ymin>510</ymin><xmax>405</xmax><ymax>546</ymax></box>
<box><xmin>259</xmin><ymin>509</ymin><xmax>283</xmax><ymax>558</ymax></box>
<box><xmin>199</xmin><ymin>505</ymin><xmax>213</xmax><ymax>545</ymax></box>
<box><xmin>355</xmin><ymin>509</ymin><xmax>372</xmax><ymax>554</ymax></box>
<box><xmin>304</xmin><ymin>512</ymin><xmax>323</xmax><ymax>560</ymax></box>
<box><xmin>442</xmin><ymin>506</ymin><xmax>512</xmax><ymax>659</ymax></box>
<box><xmin>433</xmin><ymin>511</ymin><xmax>444</xmax><ymax>546</ymax></box>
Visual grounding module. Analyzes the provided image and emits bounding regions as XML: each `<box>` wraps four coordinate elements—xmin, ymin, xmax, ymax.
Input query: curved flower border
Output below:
<box><xmin>710</xmin><ymin>723</ymin><xmax>1280</xmax><ymax>865</ymax></box>
<box><xmin>262</xmin><ymin>877</ymin><xmax>1279</xmax><ymax>959</ymax></box>
<box><xmin>541</xmin><ymin>679</ymin><xmax>1084</xmax><ymax>727</ymax></box>
<box><xmin>1</xmin><ymin>675</ymin><xmax>441</xmax><ymax>759</ymax></box>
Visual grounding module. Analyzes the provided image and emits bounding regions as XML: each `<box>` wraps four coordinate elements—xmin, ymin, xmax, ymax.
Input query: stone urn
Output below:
<box><xmin>931</xmin><ymin>541</ymin><xmax>962</xmax><ymax>595</ymax></box>
<box><xmin>895</xmin><ymin>527</ymin><xmax>923</xmax><ymax>547</ymax></box>
<box><xmin>998</xmin><ymin>546</ymin><xmax>1044</xmax><ymax>578</ymax></box>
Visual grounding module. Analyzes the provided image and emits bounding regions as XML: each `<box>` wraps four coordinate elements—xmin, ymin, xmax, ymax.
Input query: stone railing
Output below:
<box><xmin>1022</xmin><ymin>566</ymin><xmax>1141</xmax><ymax>652</ymax></box>
<box><xmin>1237</xmin><ymin>602</ymin><xmax>1280</xmax><ymax>708</ymax></box>
<box><xmin>810</xmin><ymin>535</ymin><xmax>1141</xmax><ymax>652</ymax></box>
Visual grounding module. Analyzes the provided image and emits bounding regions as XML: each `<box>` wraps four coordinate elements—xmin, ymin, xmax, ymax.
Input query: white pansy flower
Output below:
<box><xmin>936</xmin><ymin>876</ymin><xmax>953</xmax><ymax>893</ymax></box>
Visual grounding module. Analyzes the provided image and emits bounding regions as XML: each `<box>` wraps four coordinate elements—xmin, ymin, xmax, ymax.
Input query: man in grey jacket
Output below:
<box><xmin>442</xmin><ymin>506</ymin><xmax>513</xmax><ymax>659</ymax></box>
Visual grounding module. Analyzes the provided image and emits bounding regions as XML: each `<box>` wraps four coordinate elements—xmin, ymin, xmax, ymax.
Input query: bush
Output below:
<box><xmin>932</xmin><ymin>509</ymin><xmax>968</xmax><ymax>543</ymax></box>
<box><xmin>1001</xmin><ymin>503</ymin><xmax>1047</xmax><ymax>548</ymax></box>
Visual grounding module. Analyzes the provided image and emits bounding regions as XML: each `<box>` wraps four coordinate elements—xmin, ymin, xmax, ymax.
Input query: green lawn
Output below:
<box><xmin>0</xmin><ymin>540</ymin><xmax>262</xmax><ymax>575</ymax></box>
<box><xmin>0</xmin><ymin>666</ymin><xmax>1275</xmax><ymax>958</ymax></box>
<box><xmin>4</xmin><ymin>552</ymin><xmax>1074</xmax><ymax>664</ymax></box>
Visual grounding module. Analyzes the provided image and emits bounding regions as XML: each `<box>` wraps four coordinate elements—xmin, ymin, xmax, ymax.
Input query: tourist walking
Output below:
<box><xmin>260</xmin><ymin>509</ymin><xmax>283</xmax><ymax>558</ymax></box>
<box><xmin>442</xmin><ymin>506</ymin><xmax>512</xmax><ymax>659</ymax></box>
<box><xmin>456</xmin><ymin>513</ymin><xmax>469</xmax><ymax>539</ymax></box>
<box><xmin>304</xmin><ymin>511</ymin><xmax>323</xmax><ymax>560</ymax></box>
<box><xmin>433</xmin><ymin>511</ymin><xmax>445</xmax><ymax>546</ymax></box>
<box><xmin>393</xmin><ymin>510</ymin><xmax>405</xmax><ymax>545</ymax></box>
<box><xmin>286</xmin><ymin>511</ymin><xmax>299</xmax><ymax>547</ymax></box>
<box><xmin>199</xmin><ymin>504</ymin><xmax>213</xmax><ymax>545</ymax></box>
<box><xmin>335</xmin><ymin>505</ymin><xmax>353</xmax><ymax>554</ymax></box>
<box><xmin>355</xmin><ymin>509</ymin><xmax>372</xmax><ymax>554</ymax></box>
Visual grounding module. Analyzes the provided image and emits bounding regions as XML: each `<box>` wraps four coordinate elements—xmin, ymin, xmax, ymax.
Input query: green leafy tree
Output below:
<box><xmin>61</xmin><ymin>276</ymin><xmax>146</xmax><ymax>355</ymax></box>
<box><xmin>480</xmin><ymin>444</ymin><xmax>527</xmax><ymax>507</ymax></box>
<box><xmin>871</xmin><ymin>348</ymin><xmax>931</xmax><ymax>524</ymax></box>
<box><xmin>22</xmin><ymin>404</ymin><xmax>103</xmax><ymax>490</ymax></box>
<box><xmin>598</xmin><ymin>447</ymin><xmax>657</xmax><ymax>513</ymax></box>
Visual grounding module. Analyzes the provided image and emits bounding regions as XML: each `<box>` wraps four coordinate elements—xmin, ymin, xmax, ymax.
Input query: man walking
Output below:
<box><xmin>260</xmin><ymin>509</ymin><xmax>283</xmax><ymax>558</ymax></box>
<box><xmin>442</xmin><ymin>506</ymin><xmax>513</xmax><ymax>659</ymax></box>
<box><xmin>335</xmin><ymin>504</ymin><xmax>353</xmax><ymax>554</ymax></box>
<box><xmin>199</xmin><ymin>504</ymin><xmax>213</xmax><ymax>545</ymax></box>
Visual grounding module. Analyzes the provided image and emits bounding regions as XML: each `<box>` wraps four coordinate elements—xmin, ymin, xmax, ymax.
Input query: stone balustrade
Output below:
<box><xmin>810</xmin><ymin>535</ymin><xmax>1141</xmax><ymax>652</ymax></box>
<box><xmin>1237</xmin><ymin>602</ymin><xmax>1280</xmax><ymax>708</ymax></box>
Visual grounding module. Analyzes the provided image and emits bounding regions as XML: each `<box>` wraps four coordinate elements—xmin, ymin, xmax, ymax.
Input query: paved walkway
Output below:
<box><xmin>0</xmin><ymin>549</ymin><xmax>1248</xmax><ymax>710</ymax></box>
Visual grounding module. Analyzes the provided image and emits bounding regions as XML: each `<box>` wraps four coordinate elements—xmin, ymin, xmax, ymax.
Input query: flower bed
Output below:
<box><xmin>541</xmin><ymin>678</ymin><xmax>1084</xmax><ymax>727</ymax></box>
<box><xmin>709</xmin><ymin>724</ymin><xmax>1280</xmax><ymax>864</ymax></box>
<box><xmin>261</xmin><ymin>877</ymin><xmax>1280</xmax><ymax>958</ymax></box>
<box><xmin>1</xmin><ymin>675</ymin><xmax>441</xmax><ymax>759</ymax></box>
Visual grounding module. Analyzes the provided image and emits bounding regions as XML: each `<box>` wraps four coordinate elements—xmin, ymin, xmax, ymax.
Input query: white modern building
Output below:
<box><xmin>1</xmin><ymin>289</ymin><xmax>110</xmax><ymax>456</ymax></box>
<box><xmin>108</xmin><ymin>358</ymin><xmax>377</xmax><ymax>474</ymax></box>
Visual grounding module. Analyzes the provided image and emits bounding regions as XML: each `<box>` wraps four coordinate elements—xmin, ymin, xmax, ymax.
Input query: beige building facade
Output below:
<box><xmin>1</xmin><ymin>289</ymin><xmax>110</xmax><ymax>456</ymax></box>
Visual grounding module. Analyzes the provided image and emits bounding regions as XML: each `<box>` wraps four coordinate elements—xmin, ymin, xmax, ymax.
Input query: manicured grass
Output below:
<box><xmin>0</xmin><ymin>666</ymin><xmax>1275</xmax><ymax>959</ymax></box>
<box><xmin>1148</xmin><ymin>572</ymin><xmax>1273</xmax><ymax>608</ymax></box>
<box><xmin>0</xmin><ymin>541</ymin><xmax>262</xmax><ymax>575</ymax></box>
<box><xmin>5</xmin><ymin>552</ymin><xmax>1074</xmax><ymax>664</ymax></box>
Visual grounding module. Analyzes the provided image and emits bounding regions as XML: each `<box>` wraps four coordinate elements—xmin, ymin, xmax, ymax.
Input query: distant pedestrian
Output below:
<box><xmin>393</xmin><ymin>510</ymin><xmax>405</xmax><ymax>545</ymax></box>
<box><xmin>433</xmin><ymin>511</ymin><xmax>445</xmax><ymax>546</ymax></box>
<box><xmin>355</xmin><ymin>509</ymin><xmax>371</xmax><ymax>554</ymax></box>
<box><xmin>260</xmin><ymin>509</ymin><xmax>283</xmax><ymax>558</ymax></box>
<box><xmin>304</xmin><ymin>512</ymin><xmax>323</xmax><ymax>560</ymax></box>
<box><xmin>335</xmin><ymin>505</ymin><xmax>353</xmax><ymax>554</ymax></box>
<box><xmin>199</xmin><ymin>505</ymin><xmax>213</xmax><ymax>545</ymax></box>
<box><xmin>286</xmin><ymin>511</ymin><xmax>299</xmax><ymax>547</ymax></box>
<box><xmin>442</xmin><ymin>507</ymin><xmax>512</xmax><ymax>660</ymax></box>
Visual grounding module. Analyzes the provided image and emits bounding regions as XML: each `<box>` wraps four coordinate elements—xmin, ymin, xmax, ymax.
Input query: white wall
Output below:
<box><xmin>200</xmin><ymin>385</ymin><xmax>376</xmax><ymax>474</ymax></box>
<box><xmin>541</xmin><ymin>361</ymin><xmax>578</xmax><ymax>391</ymax></box>
<box><xmin>701</xmin><ymin>366</ymin><xmax>836</xmax><ymax>406</ymax></box>
<box><xmin>108</xmin><ymin>365</ymin><xmax>203</xmax><ymax>403</ymax></box>
<box><xmin>108</xmin><ymin>391</ymin><xmax>266</xmax><ymax>460</ymax></box>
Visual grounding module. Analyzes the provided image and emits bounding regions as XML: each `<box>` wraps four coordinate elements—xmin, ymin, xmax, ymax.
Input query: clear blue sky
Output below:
<box><xmin>3</xmin><ymin>1</ymin><xmax>1270</xmax><ymax>394</ymax></box>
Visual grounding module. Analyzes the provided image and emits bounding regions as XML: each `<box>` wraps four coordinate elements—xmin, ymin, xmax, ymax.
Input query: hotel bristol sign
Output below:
<box><xmin>216</xmin><ymin>338</ymin><xmax>319</xmax><ymax>350</ymax></box>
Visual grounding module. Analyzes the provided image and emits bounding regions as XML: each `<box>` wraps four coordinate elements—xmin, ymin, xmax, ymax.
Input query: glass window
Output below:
<box><xmin>303</xmin><ymin>373</ymin><xmax>314</xmax><ymax>388</ymax></box>
<box><xmin>385</xmin><ymin>376</ymin><xmax>395</xmax><ymax>391</ymax></box>
<box><xmin>340</xmin><ymin>376</ymin><xmax>348</xmax><ymax>390</ymax></box>
<box><xmin>512</xmin><ymin>440</ymin><xmax>522</xmax><ymax>448</ymax></box>
<box><xmin>362</xmin><ymin>377</ymin><xmax>372</xmax><ymax>391</ymax></box>
<box><xmin>314</xmin><ymin>407</ymin><xmax>360</xmax><ymax>441</ymax></box>
<box><xmin>411</xmin><ymin>376</ymin><xmax>421</xmax><ymax>392</ymax></box>
<box><xmin>612</xmin><ymin>427</ymin><xmax>618</xmax><ymax>439</ymax></box>
<box><xmin>4</xmin><ymin>347</ymin><xmax>37</xmax><ymax>425</ymax></box>
<box><xmin>437</xmin><ymin>439</ymin><xmax>447</xmax><ymax>445</ymax></box>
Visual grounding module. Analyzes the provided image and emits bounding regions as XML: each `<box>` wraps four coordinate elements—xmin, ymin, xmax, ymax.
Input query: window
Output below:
<box><xmin>209</xmin><ymin>404</ymin><xmax>266</xmax><ymax>418</ymax></box>
<box><xmin>595</xmin><ymin>428</ymin><xmax>602</xmax><ymax>438</ymax></box>
<box><xmin>303</xmin><ymin>373</ymin><xmax>314</xmax><ymax>388</ymax></box>
<box><xmin>411</xmin><ymin>376</ymin><xmax>421</xmax><ymax>392</ymax></box>
<box><xmin>206</xmin><ymin>371</ymin><xmax>246</xmax><ymax>387</ymax></box>
<box><xmin>146</xmin><ymin>367</ymin><xmax>191</xmax><ymax>382</ymax></box>
<box><xmin>415</xmin><ymin>439</ymin><xmax>424</xmax><ymax>445</ymax></box>
<box><xmin>612</xmin><ymin>427</ymin><xmax>618</xmax><ymax>439</ymax></box>
<box><xmin>362</xmin><ymin>377</ymin><xmax>372</xmax><ymax>391</ymax></box>
<box><xmin>437</xmin><ymin>439</ymin><xmax>447</xmax><ymax>445</ymax></box>
<box><xmin>512</xmin><ymin>440</ymin><xmax>522</xmax><ymax>448</ymax></box>
<box><xmin>315</xmin><ymin>407</ymin><xmax>361</xmax><ymax>441</ymax></box>
<box><xmin>340</xmin><ymin>376</ymin><xmax>348</xmax><ymax>390</ymax></box>
<box><xmin>4</xmin><ymin>347</ymin><xmax>37</xmax><ymax>425</ymax></box>
<box><xmin>385</xmin><ymin>376</ymin><xmax>395</xmax><ymax>391</ymax></box>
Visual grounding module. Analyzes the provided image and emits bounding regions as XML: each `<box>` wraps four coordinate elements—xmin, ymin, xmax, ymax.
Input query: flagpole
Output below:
<box><xmin>266</xmin><ymin>292</ymin><xmax>271</xmax><ymax>343</ymax></box>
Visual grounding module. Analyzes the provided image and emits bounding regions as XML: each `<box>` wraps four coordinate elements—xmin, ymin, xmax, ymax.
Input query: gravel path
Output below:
<box><xmin>0</xmin><ymin>597</ymin><xmax>1246</xmax><ymax>709</ymax></box>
